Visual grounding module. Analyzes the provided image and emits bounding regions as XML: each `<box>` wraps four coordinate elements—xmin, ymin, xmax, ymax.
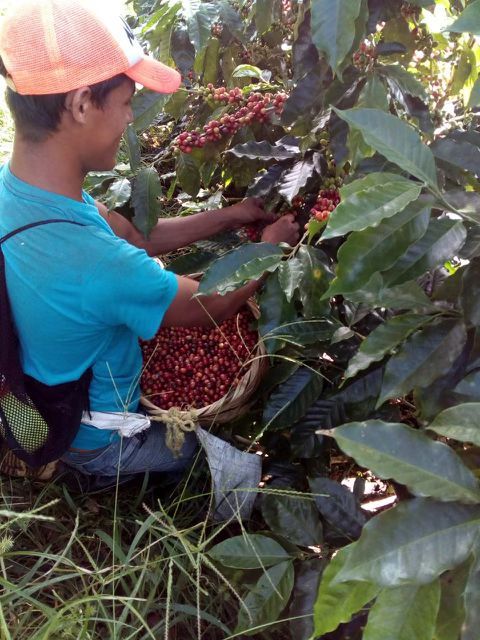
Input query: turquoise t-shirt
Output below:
<box><xmin>0</xmin><ymin>164</ymin><xmax>178</xmax><ymax>449</ymax></box>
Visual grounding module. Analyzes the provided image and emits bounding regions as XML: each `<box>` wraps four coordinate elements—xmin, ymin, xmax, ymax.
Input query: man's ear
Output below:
<box><xmin>65</xmin><ymin>87</ymin><xmax>93</xmax><ymax>124</ymax></box>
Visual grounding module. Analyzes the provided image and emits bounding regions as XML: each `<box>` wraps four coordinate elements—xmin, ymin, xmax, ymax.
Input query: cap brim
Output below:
<box><xmin>125</xmin><ymin>56</ymin><xmax>181</xmax><ymax>94</ymax></box>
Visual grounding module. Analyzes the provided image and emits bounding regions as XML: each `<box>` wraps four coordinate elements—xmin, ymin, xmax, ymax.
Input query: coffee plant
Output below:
<box><xmin>89</xmin><ymin>0</ymin><xmax>480</xmax><ymax>637</ymax></box>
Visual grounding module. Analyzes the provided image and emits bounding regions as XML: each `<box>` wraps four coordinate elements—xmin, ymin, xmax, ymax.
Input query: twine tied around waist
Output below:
<box><xmin>151</xmin><ymin>408</ymin><xmax>198</xmax><ymax>456</ymax></box>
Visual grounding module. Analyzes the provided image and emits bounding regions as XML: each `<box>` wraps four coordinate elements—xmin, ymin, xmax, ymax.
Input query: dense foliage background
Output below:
<box><xmin>2</xmin><ymin>0</ymin><xmax>480</xmax><ymax>638</ymax></box>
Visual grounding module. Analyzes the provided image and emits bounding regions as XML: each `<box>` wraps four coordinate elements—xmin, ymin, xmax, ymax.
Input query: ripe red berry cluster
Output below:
<box><xmin>243</xmin><ymin>208</ymin><xmax>298</xmax><ymax>242</ymax></box>
<box><xmin>353</xmin><ymin>42</ymin><xmax>377</xmax><ymax>71</ymax></box>
<box><xmin>310</xmin><ymin>188</ymin><xmax>341</xmax><ymax>223</ymax></box>
<box><xmin>174</xmin><ymin>89</ymin><xmax>288</xmax><ymax>153</ymax></box>
<box><xmin>211</xmin><ymin>22</ymin><xmax>223</xmax><ymax>37</ymax></box>
<box><xmin>140</xmin><ymin>310</ymin><xmax>257</xmax><ymax>409</ymax></box>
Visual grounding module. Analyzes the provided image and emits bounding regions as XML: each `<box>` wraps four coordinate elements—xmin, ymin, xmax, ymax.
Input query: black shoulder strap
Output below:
<box><xmin>0</xmin><ymin>219</ymin><xmax>85</xmax><ymax>245</ymax></box>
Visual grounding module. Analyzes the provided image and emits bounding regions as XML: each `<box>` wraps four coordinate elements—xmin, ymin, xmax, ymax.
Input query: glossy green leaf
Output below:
<box><xmin>235</xmin><ymin>560</ymin><xmax>295</xmax><ymax>635</ymax></box>
<box><xmin>297</xmin><ymin>246</ymin><xmax>333</xmax><ymax>317</ymax></box>
<box><xmin>428</xmin><ymin>403</ymin><xmax>480</xmax><ymax>446</ymax></box>
<box><xmin>378</xmin><ymin>64</ymin><xmax>428</xmax><ymax>100</ymax></box>
<box><xmin>345</xmin><ymin>276</ymin><xmax>436</xmax><ymax>311</ymax></box>
<box><xmin>431</xmin><ymin>136</ymin><xmax>480</xmax><ymax>177</ymax></box>
<box><xmin>468</xmin><ymin>77</ymin><xmax>480</xmax><ymax>108</ymax></box>
<box><xmin>335</xmin><ymin>498</ymin><xmax>480</xmax><ymax>586</ymax></box>
<box><xmin>289</xmin><ymin>558</ymin><xmax>325</xmax><ymax>640</ymax></box>
<box><xmin>132</xmin><ymin>89</ymin><xmax>169</xmax><ymax>132</ymax></box>
<box><xmin>131</xmin><ymin>167</ymin><xmax>162</xmax><ymax>238</ymax></box>
<box><xmin>258</xmin><ymin>272</ymin><xmax>297</xmax><ymax>354</ymax></box>
<box><xmin>311</xmin><ymin>0</ymin><xmax>363</xmax><ymax>76</ymax></box>
<box><xmin>232</xmin><ymin>64</ymin><xmax>264</xmax><ymax>79</ymax></box>
<box><xmin>363</xmin><ymin>581</ymin><xmax>441</xmax><ymax>640</ymax></box>
<box><xmin>435</xmin><ymin>560</ymin><xmax>472</xmax><ymax>640</ymax></box>
<box><xmin>309</xmin><ymin>477</ymin><xmax>366</xmax><ymax>540</ymax></box>
<box><xmin>313</xmin><ymin>543</ymin><xmax>380</xmax><ymax>636</ymax></box>
<box><xmin>325</xmin><ymin>201</ymin><xmax>430</xmax><ymax>296</ymax></box>
<box><xmin>124</xmin><ymin>125</ymin><xmax>141</xmax><ymax>172</ymax></box>
<box><xmin>281</xmin><ymin>69</ymin><xmax>325</xmax><ymax>126</ymax></box>
<box><xmin>345</xmin><ymin>313</ymin><xmax>434</xmax><ymax>379</ymax></box>
<box><xmin>357</xmin><ymin>74</ymin><xmax>390</xmax><ymax>111</ymax></box>
<box><xmin>254</xmin><ymin>0</ymin><xmax>275</xmax><ymax>35</ymax></box>
<box><xmin>264</xmin><ymin>319</ymin><xmax>339</xmax><ymax>347</ymax></box>
<box><xmin>198</xmin><ymin>242</ymin><xmax>283</xmax><ymax>295</ymax></box>
<box><xmin>383</xmin><ymin>218</ymin><xmax>466</xmax><ymax>286</ymax></box>
<box><xmin>177</xmin><ymin>152</ymin><xmax>201</xmax><ymax>197</ymax></box>
<box><xmin>378</xmin><ymin>319</ymin><xmax>467</xmax><ymax>407</ymax></box>
<box><xmin>202</xmin><ymin>37</ymin><xmax>220</xmax><ymax>86</ymax></box>
<box><xmin>263</xmin><ymin>367</ymin><xmax>324</xmax><ymax>430</ymax></box>
<box><xmin>186</xmin><ymin>2</ymin><xmax>220</xmax><ymax>52</ymax></box>
<box><xmin>333</xmin><ymin>107</ymin><xmax>438</xmax><ymax>188</ymax></box>
<box><xmin>447</xmin><ymin>0</ymin><xmax>480</xmax><ymax>35</ymax></box>
<box><xmin>277</xmin><ymin>258</ymin><xmax>304</xmax><ymax>302</ymax></box>
<box><xmin>462</xmin><ymin>552</ymin><xmax>480</xmax><ymax>640</ymax></box>
<box><xmin>103</xmin><ymin>178</ymin><xmax>132</xmax><ymax>211</ymax></box>
<box><xmin>278</xmin><ymin>158</ymin><xmax>316</xmax><ymax>203</ymax></box>
<box><xmin>325</xmin><ymin>420</ymin><xmax>480</xmax><ymax>503</ymax></box>
<box><xmin>208</xmin><ymin>533</ymin><xmax>291</xmax><ymax>569</ymax></box>
<box><xmin>323</xmin><ymin>174</ymin><xmax>422</xmax><ymax>239</ymax></box>
<box><xmin>261</xmin><ymin>493</ymin><xmax>323</xmax><ymax>547</ymax></box>
<box><xmin>228</xmin><ymin>140</ymin><xmax>300</xmax><ymax>161</ymax></box>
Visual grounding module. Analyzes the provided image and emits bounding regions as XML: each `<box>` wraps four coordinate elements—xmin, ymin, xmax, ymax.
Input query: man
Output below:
<box><xmin>0</xmin><ymin>0</ymin><xmax>299</xmax><ymax>482</ymax></box>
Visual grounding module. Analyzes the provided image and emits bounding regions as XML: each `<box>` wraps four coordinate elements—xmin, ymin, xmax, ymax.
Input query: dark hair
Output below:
<box><xmin>0</xmin><ymin>58</ymin><xmax>130</xmax><ymax>142</ymax></box>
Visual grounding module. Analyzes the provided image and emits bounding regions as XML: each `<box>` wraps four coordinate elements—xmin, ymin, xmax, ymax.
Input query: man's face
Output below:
<box><xmin>82</xmin><ymin>78</ymin><xmax>135</xmax><ymax>172</ymax></box>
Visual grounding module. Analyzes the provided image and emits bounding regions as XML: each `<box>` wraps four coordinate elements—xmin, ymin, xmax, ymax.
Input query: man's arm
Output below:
<box><xmin>162</xmin><ymin>276</ymin><xmax>263</xmax><ymax>327</ymax></box>
<box><xmin>96</xmin><ymin>198</ymin><xmax>276</xmax><ymax>255</ymax></box>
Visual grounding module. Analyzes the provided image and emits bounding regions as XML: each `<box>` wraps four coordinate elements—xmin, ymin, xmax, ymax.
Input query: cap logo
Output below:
<box><xmin>120</xmin><ymin>17</ymin><xmax>136</xmax><ymax>47</ymax></box>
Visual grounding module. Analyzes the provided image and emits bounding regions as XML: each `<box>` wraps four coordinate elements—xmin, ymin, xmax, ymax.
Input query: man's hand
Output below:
<box><xmin>260</xmin><ymin>214</ymin><xmax>300</xmax><ymax>246</ymax></box>
<box><xmin>227</xmin><ymin>197</ymin><xmax>276</xmax><ymax>226</ymax></box>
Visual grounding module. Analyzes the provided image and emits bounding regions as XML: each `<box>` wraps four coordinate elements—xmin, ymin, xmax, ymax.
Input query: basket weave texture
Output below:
<box><xmin>140</xmin><ymin>283</ymin><xmax>268</xmax><ymax>426</ymax></box>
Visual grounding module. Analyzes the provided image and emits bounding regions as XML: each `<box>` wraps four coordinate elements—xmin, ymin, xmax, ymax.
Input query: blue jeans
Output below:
<box><xmin>61</xmin><ymin>422</ymin><xmax>198</xmax><ymax>479</ymax></box>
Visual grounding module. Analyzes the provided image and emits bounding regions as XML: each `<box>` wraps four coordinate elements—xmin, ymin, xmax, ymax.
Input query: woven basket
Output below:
<box><xmin>140</xmin><ymin>275</ymin><xmax>268</xmax><ymax>425</ymax></box>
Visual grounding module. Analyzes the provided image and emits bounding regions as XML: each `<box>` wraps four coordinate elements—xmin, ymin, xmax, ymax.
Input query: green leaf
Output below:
<box><xmin>124</xmin><ymin>125</ymin><xmax>141</xmax><ymax>172</ymax></box>
<box><xmin>309</xmin><ymin>477</ymin><xmax>366</xmax><ymax>540</ymax></box>
<box><xmin>258</xmin><ymin>272</ymin><xmax>297</xmax><ymax>354</ymax></box>
<box><xmin>235</xmin><ymin>560</ymin><xmax>295</xmax><ymax>635</ymax></box>
<box><xmin>227</xmin><ymin>140</ymin><xmax>300</xmax><ymax>161</ymax></box>
<box><xmin>382</xmin><ymin>218</ymin><xmax>467</xmax><ymax>287</ymax></box>
<box><xmin>323</xmin><ymin>174</ymin><xmax>422</xmax><ymax>239</ymax></box>
<box><xmin>254</xmin><ymin>0</ymin><xmax>275</xmax><ymax>35</ymax></box>
<box><xmin>428</xmin><ymin>403</ymin><xmax>480</xmax><ymax>447</ymax></box>
<box><xmin>345</xmin><ymin>276</ymin><xmax>436</xmax><ymax>311</ymax></box>
<box><xmin>357</xmin><ymin>74</ymin><xmax>390</xmax><ymax>111</ymax></box>
<box><xmin>103</xmin><ymin>178</ymin><xmax>132</xmax><ymax>210</ymax></box>
<box><xmin>468</xmin><ymin>77</ymin><xmax>480</xmax><ymax>108</ymax></box>
<box><xmin>198</xmin><ymin>243</ymin><xmax>283</xmax><ymax>295</ymax></box>
<box><xmin>447</xmin><ymin>0</ymin><xmax>480</xmax><ymax>35</ymax></box>
<box><xmin>345</xmin><ymin>314</ymin><xmax>434</xmax><ymax>380</ymax></box>
<box><xmin>333</xmin><ymin>107</ymin><xmax>438</xmax><ymax>188</ymax></box>
<box><xmin>132</xmin><ymin>168</ymin><xmax>162</xmax><ymax>238</ymax></box>
<box><xmin>289</xmin><ymin>558</ymin><xmax>325</xmax><ymax>640</ymax></box>
<box><xmin>265</xmin><ymin>319</ymin><xmax>339</xmax><ymax>347</ymax></box>
<box><xmin>378</xmin><ymin>319</ymin><xmax>467</xmax><ymax>407</ymax></box>
<box><xmin>277</xmin><ymin>258</ymin><xmax>304</xmax><ymax>303</ymax></box>
<box><xmin>281</xmin><ymin>69</ymin><xmax>325</xmax><ymax>127</ymax></box>
<box><xmin>378</xmin><ymin>64</ymin><xmax>428</xmax><ymax>100</ymax></box>
<box><xmin>297</xmin><ymin>246</ymin><xmax>332</xmax><ymax>317</ymax></box>
<box><xmin>311</xmin><ymin>0</ymin><xmax>363</xmax><ymax>77</ymax></box>
<box><xmin>363</xmin><ymin>581</ymin><xmax>441</xmax><ymax>640</ymax></box>
<box><xmin>186</xmin><ymin>2</ymin><xmax>220</xmax><ymax>53</ymax></box>
<box><xmin>208</xmin><ymin>534</ymin><xmax>291</xmax><ymax>569</ymax></box>
<box><xmin>166</xmin><ymin>250</ymin><xmax>216</xmax><ymax>275</ymax></box>
<box><xmin>431</xmin><ymin>136</ymin><xmax>480</xmax><ymax>177</ymax></box>
<box><xmin>324</xmin><ymin>200</ymin><xmax>430</xmax><ymax>296</ymax></box>
<box><xmin>164</xmin><ymin>88</ymin><xmax>189</xmax><ymax>120</ymax></box>
<box><xmin>435</xmin><ymin>560</ymin><xmax>472</xmax><ymax>640</ymax></box>
<box><xmin>261</xmin><ymin>494</ymin><xmax>323</xmax><ymax>547</ymax></box>
<box><xmin>232</xmin><ymin>64</ymin><xmax>264</xmax><ymax>79</ymax></box>
<box><xmin>313</xmin><ymin>544</ymin><xmax>380</xmax><ymax>637</ymax></box>
<box><xmin>278</xmin><ymin>158</ymin><xmax>316</xmax><ymax>203</ymax></box>
<box><xmin>335</xmin><ymin>498</ymin><xmax>480</xmax><ymax>586</ymax></box>
<box><xmin>325</xmin><ymin>420</ymin><xmax>480</xmax><ymax>503</ymax></box>
<box><xmin>263</xmin><ymin>367</ymin><xmax>324</xmax><ymax>431</ymax></box>
<box><xmin>202</xmin><ymin>36</ymin><xmax>220</xmax><ymax>86</ymax></box>
<box><xmin>462</xmin><ymin>552</ymin><xmax>480</xmax><ymax>640</ymax></box>
<box><xmin>461</xmin><ymin>259</ymin><xmax>480</xmax><ymax>326</ymax></box>
<box><xmin>177</xmin><ymin>153</ymin><xmax>201</xmax><ymax>197</ymax></box>
<box><xmin>132</xmin><ymin>89</ymin><xmax>169</xmax><ymax>132</ymax></box>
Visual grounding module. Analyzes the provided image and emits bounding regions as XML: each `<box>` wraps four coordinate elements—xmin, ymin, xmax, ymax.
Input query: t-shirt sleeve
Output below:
<box><xmin>82</xmin><ymin>241</ymin><xmax>178</xmax><ymax>339</ymax></box>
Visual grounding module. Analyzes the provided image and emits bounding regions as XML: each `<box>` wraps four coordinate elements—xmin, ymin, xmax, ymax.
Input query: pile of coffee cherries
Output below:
<box><xmin>140</xmin><ymin>310</ymin><xmax>258</xmax><ymax>410</ymax></box>
<box><xmin>174</xmin><ymin>88</ymin><xmax>287</xmax><ymax>154</ymax></box>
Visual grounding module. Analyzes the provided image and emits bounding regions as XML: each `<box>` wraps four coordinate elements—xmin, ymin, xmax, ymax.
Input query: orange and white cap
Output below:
<box><xmin>0</xmin><ymin>0</ymin><xmax>181</xmax><ymax>95</ymax></box>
